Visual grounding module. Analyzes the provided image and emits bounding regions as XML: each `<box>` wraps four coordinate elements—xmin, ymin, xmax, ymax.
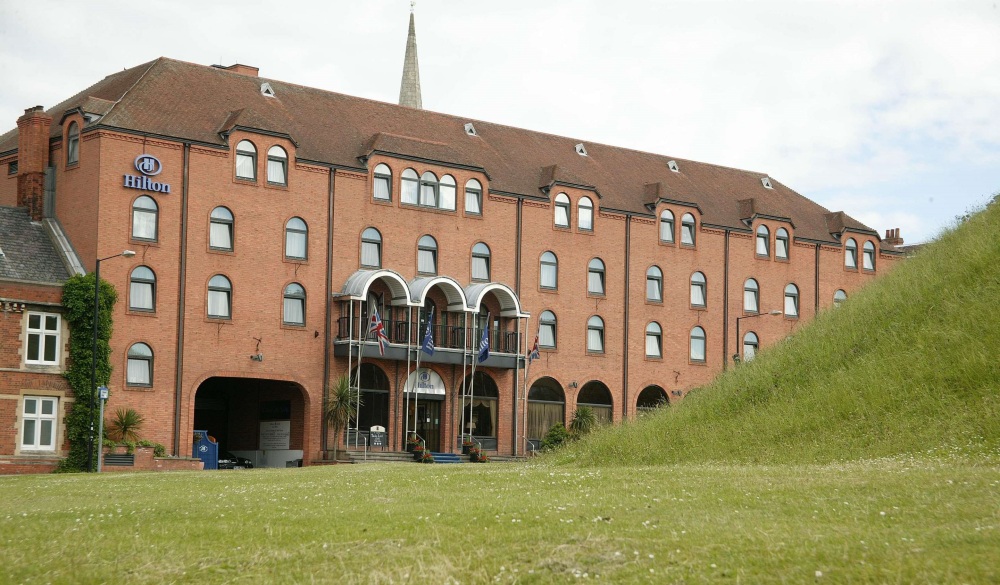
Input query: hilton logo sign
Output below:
<box><xmin>123</xmin><ymin>154</ymin><xmax>171</xmax><ymax>193</ymax></box>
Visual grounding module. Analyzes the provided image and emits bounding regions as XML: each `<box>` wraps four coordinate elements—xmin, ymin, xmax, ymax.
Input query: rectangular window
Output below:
<box><xmin>863</xmin><ymin>251</ymin><xmax>874</xmax><ymax>271</ymax></box>
<box><xmin>286</xmin><ymin>232</ymin><xmax>307</xmax><ymax>259</ymax></box>
<box><xmin>130</xmin><ymin>281</ymin><xmax>154</xmax><ymax>311</ymax></box>
<box><xmin>691</xmin><ymin>284</ymin><xmax>706</xmax><ymax>307</ymax></box>
<box><xmin>645</xmin><ymin>334</ymin><xmax>661</xmax><ymax>357</ymax></box>
<box><xmin>681</xmin><ymin>224</ymin><xmax>695</xmax><ymax>246</ymax></box>
<box><xmin>472</xmin><ymin>257</ymin><xmax>489</xmax><ymax>281</ymax></box>
<box><xmin>587</xmin><ymin>329</ymin><xmax>603</xmax><ymax>353</ymax></box>
<box><xmin>588</xmin><ymin>272</ymin><xmax>604</xmax><ymax>295</ymax></box>
<box><xmin>373</xmin><ymin>175</ymin><xmax>391</xmax><ymax>200</ymax></box>
<box><xmin>26</xmin><ymin>313</ymin><xmax>60</xmax><ymax>365</ymax></box>
<box><xmin>7</xmin><ymin>161</ymin><xmax>17</xmax><ymax>175</ymax></box>
<box><xmin>283</xmin><ymin>298</ymin><xmax>305</xmax><ymax>325</ymax></box>
<box><xmin>439</xmin><ymin>183</ymin><xmax>456</xmax><ymax>210</ymax></box>
<box><xmin>267</xmin><ymin>159</ymin><xmax>287</xmax><ymax>185</ymax></box>
<box><xmin>21</xmin><ymin>396</ymin><xmax>58</xmax><ymax>450</ymax></box>
<box><xmin>756</xmin><ymin>236</ymin><xmax>769</xmax><ymax>256</ymax></box>
<box><xmin>776</xmin><ymin>238</ymin><xmax>788</xmax><ymax>259</ymax></box>
<box><xmin>646</xmin><ymin>279</ymin><xmax>661</xmax><ymax>302</ymax></box>
<box><xmin>236</xmin><ymin>153</ymin><xmax>255</xmax><ymax>179</ymax></box>
<box><xmin>210</xmin><ymin>223</ymin><xmax>233</xmax><ymax>250</ymax></box>
<box><xmin>419</xmin><ymin>183</ymin><xmax>436</xmax><ymax>207</ymax></box>
<box><xmin>207</xmin><ymin>290</ymin><xmax>231</xmax><ymax>318</ymax></box>
<box><xmin>691</xmin><ymin>338</ymin><xmax>706</xmax><ymax>362</ymax></box>
<box><xmin>785</xmin><ymin>295</ymin><xmax>798</xmax><ymax>317</ymax></box>
<box><xmin>418</xmin><ymin>249</ymin><xmax>436</xmax><ymax>274</ymax></box>
<box><xmin>540</xmin><ymin>264</ymin><xmax>557</xmax><ymax>289</ymax></box>
<box><xmin>132</xmin><ymin>209</ymin><xmax>157</xmax><ymax>241</ymax></box>
<box><xmin>659</xmin><ymin>219</ymin><xmax>674</xmax><ymax>242</ymax></box>
<box><xmin>555</xmin><ymin>205</ymin><xmax>570</xmax><ymax>227</ymax></box>
<box><xmin>744</xmin><ymin>290</ymin><xmax>758</xmax><ymax>312</ymax></box>
<box><xmin>465</xmin><ymin>189</ymin><xmax>482</xmax><ymax>214</ymax></box>
<box><xmin>127</xmin><ymin>356</ymin><xmax>151</xmax><ymax>385</ymax></box>
<box><xmin>401</xmin><ymin>180</ymin><xmax>419</xmax><ymax>205</ymax></box>
<box><xmin>539</xmin><ymin>323</ymin><xmax>555</xmax><ymax>348</ymax></box>
<box><xmin>361</xmin><ymin>242</ymin><xmax>380</xmax><ymax>267</ymax></box>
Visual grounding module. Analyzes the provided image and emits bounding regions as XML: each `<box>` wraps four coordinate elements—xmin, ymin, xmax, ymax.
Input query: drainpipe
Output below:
<box><xmin>622</xmin><ymin>215</ymin><xmax>631</xmax><ymax>418</ymax></box>
<box><xmin>722</xmin><ymin>229</ymin><xmax>730</xmax><ymax>369</ymax></box>
<box><xmin>321</xmin><ymin>169</ymin><xmax>335</xmax><ymax>457</ymax></box>
<box><xmin>172</xmin><ymin>143</ymin><xmax>190</xmax><ymax>456</ymax></box>
<box><xmin>515</xmin><ymin>198</ymin><xmax>523</xmax><ymax>296</ymax></box>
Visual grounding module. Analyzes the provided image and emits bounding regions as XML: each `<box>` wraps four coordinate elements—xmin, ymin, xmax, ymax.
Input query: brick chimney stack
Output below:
<box><xmin>884</xmin><ymin>228</ymin><xmax>904</xmax><ymax>247</ymax></box>
<box><xmin>16</xmin><ymin>106</ymin><xmax>52</xmax><ymax>221</ymax></box>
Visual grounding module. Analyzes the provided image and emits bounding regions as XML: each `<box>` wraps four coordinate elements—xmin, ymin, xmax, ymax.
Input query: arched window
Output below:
<box><xmin>235</xmin><ymin>140</ymin><xmax>256</xmax><ymax>180</ymax></box>
<box><xmin>209</xmin><ymin>207</ymin><xmax>234</xmax><ymax>251</ymax></box>
<box><xmin>465</xmin><ymin>179</ymin><xmax>483</xmax><ymax>215</ymax></box>
<box><xmin>659</xmin><ymin>210</ymin><xmax>675</xmax><ymax>243</ymax></box>
<box><xmin>471</xmin><ymin>242</ymin><xmax>491</xmax><ymax>281</ymax></box>
<box><xmin>539</xmin><ymin>310</ymin><xmax>557</xmax><ymax>348</ymax></box>
<box><xmin>132</xmin><ymin>196</ymin><xmax>158</xmax><ymax>241</ymax></box>
<box><xmin>681</xmin><ymin>213</ymin><xmax>696</xmax><ymax>246</ymax></box>
<box><xmin>540</xmin><ymin>252</ymin><xmax>558</xmax><ymax>289</ymax></box>
<box><xmin>554</xmin><ymin>193</ymin><xmax>570</xmax><ymax>227</ymax></box>
<box><xmin>126</xmin><ymin>342</ymin><xmax>153</xmax><ymax>387</ymax></box>
<box><xmin>587</xmin><ymin>315</ymin><xmax>605</xmax><ymax>353</ymax></box>
<box><xmin>863</xmin><ymin>241</ymin><xmax>876</xmax><ymax>271</ymax></box>
<box><xmin>637</xmin><ymin>386</ymin><xmax>668</xmax><ymax>413</ymax></box>
<box><xmin>578</xmin><ymin>196</ymin><xmax>594</xmax><ymax>231</ymax></box>
<box><xmin>834</xmin><ymin>289</ymin><xmax>847</xmax><ymax>307</ymax></box>
<box><xmin>401</xmin><ymin>168</ymin><xmax>419</xmax><ymax>205</ymax></box>
<box><xmin>690</xmin><ymin>271</ymin><xmax>707</xmax><ymax>307</ymax></box>
<box><xmin>361</xmin><ymin>228</ymin><xmax>382</xmax><ymax>268</ymax></box>
<box><xmin>207</xmin><ymin>275</ymin><xmax>232</xmax><ymax>319</ymax></box>
<box><xmin>129</xmin><ymin>266</ymin><xmax>156</xmax><ymax>312</ymax></box>
<box><xmin>419</xmin><ymin>171</ymin><xmax>438</xmax><ymax>207</ymax></box>
<box><xmin>66</xmin><ymin>122</ymin><xmax>79</xmax><ymax>165</ymax></box>
<box><xmin>462</xmin><ymin>371</ymin><xmax>499</xmax><ymax>438</ymax></box>
<box><xmin>439</xmin><ymin>174</ymin><xmax>457</xmax><ymax>210</ymax></box>
<box><xmin>373</xmin><ymin>163</ymin><xmax>392</xmax><ymax>200</ymax></box>
<box><xmin>756</xmin><ymin>225</ymin><xmax>770</xmax><ymax>257</ymax></box>
<box><xmin>417</xmin><ymin>235</ymin><xmax>438</xmax><ymax>274</ymax></box>
<box><xmin>690</xmin><ymin>326</ymin><xmax>706</xmax><ymax>362</ymax></box>
<box><xmin>743</xmin><ymin>332</ymin><xmax>759</xmax><ymax>362</ymax></box>
<box><xmin>588</xmin><ymin>258</ymin><xmax>605</xmax><ymax>295</ymax></box>
<box><xmin>528</xmin><ymin>378</ymin><xmax>565</xmax><ymax>442</ymax></box>
<box><xmin>776</xmin><ymin>228</ymin><xmax>790</xmax><ymax>259</ymax></box>
<box><xmin>285</xmin><ymin>217</ymin><xmax>307</xmax><ymax>260</ymax></box>
<box><xmin>577</xmin><ymin>381</ymin><xmax>613</xmax><ymax>424</ymax></box>
<box><xmin>646</xmin><ymin>266</ymin><xmax>663</xmax><ymax>302</ymax></box>
<box><xmin>645</xmin><ymin>322</ymin><xmax>662</xmax><ymax>358</ymax></box>
<box><xmin>744</xmin><ymin>278</ymin><xmax>759</xmax><ymax>313</ymax></box>
<box><xmin>267</xmin><ymin>145</ymin><xmax>288</xmax><ymax>185</ymax></box>
<box><xmin>784</xmin><ymin>283</ymin><xmax>799</xmax><ymax>317</ymax></box>
<box><xmin>283</xmin><ymin>283</ymin><xmax>305</xmax><ymax>326</ymax></box>
<box><xmin>845</xmin><ymin>238</ymin><xmax>858</xmax><ymax>269</ymax></box>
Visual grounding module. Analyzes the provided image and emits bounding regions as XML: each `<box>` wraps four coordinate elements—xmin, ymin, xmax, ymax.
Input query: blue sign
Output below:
<box><xmin>98</xmin><ymin>386</ymin><xmax>109</xmax><ymax>400</ymax></box>
<box><xmin>124</xmin><ymin>154</ymin><xmax>171</xmax><ymax>193</ymax></box>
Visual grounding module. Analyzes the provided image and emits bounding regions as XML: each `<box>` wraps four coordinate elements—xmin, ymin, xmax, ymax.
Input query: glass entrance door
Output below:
<box><xmin>406</xmin><ymin>399</ymin><xmax>441</xmax><ymax>452</ymax></box>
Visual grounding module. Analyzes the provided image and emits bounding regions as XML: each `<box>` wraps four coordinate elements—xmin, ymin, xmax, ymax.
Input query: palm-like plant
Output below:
<box><xmin>325</xmin><ymin>374</ymin><xmax>361</xmax><ymax>461</ymax></box>
<box><xmin>570</xmin><ymin>405</ymin><xmax>597</xmax><ymax>436</ymax></box>
<box><xmin>108</xmin><ymin>408</ymin><xmax>144</xmax><ymax>443</ymax></box>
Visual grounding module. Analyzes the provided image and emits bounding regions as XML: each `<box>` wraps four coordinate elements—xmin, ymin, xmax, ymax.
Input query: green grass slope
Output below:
<box><xmin>560</xmin><ymin>202</ymin><xmax>1000</xmax><ymax>465</ymax></box>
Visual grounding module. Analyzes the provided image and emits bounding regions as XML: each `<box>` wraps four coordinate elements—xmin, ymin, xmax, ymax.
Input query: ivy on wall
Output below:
<box><xmin>57</xmin><ymin>273</ymin><xmax>118</xmax><ymax>472</ymax></box>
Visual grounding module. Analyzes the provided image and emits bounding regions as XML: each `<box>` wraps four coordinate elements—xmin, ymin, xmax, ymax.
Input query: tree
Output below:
<box><xmin>325</xmin><ymin>375</ymin><xmax>361</xmax><ymax>461</ymax></box>
<box><xmin>570</xmin><ymin>405</ymin><xmax>597</xmax><ymax>436</ymax></box>
<box><xmin>107</xmin><ymin>408</ymin><xmax>144</xmax><ymax>443</ymax></box>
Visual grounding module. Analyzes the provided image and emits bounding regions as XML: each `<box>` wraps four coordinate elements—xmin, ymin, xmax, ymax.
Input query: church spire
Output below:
<box><xmin>398</xmin><ymin>2</ymin><xmax>423</xmax><ymax>109</ymax></box>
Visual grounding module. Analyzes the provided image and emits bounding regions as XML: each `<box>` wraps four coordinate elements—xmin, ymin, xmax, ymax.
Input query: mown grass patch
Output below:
<box><xmin>2</xmin><ymin>460</ymin><xmax>998</xmax><ymax>583</ymax></box>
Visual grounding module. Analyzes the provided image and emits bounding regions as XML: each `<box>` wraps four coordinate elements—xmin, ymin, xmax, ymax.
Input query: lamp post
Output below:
<box><xmin>87</xmin><ymin>250</ymin><xmax>135</xmax><ymax>473</ymax></box>
<box><xmin>734</xmin><ymin>309</ymin><xmax>782</xmax><ymax>365</ymax></box>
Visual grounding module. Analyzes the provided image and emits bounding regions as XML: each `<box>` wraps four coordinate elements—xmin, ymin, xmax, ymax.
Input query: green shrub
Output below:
<box><xmin>541</xmin><ymin>423</ymin><xmax>572</xmax><ymax>451</ymax></box>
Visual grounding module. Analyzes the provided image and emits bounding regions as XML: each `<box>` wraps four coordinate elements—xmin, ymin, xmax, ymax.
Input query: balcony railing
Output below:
<box><xmin>336</xmin><ymin>315</ymin><xmax>520</xmax><ymax>354</ymax></box>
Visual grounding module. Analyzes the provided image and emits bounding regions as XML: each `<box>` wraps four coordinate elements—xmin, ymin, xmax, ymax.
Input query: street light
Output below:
<box><xmin>88</xmin><ymin>250</ymin><xmax>135</xmax><ymax>472</ymax></box>
<box><xmin>733</xmin><ymin>309</ymin><xmax>782</xmax><ymax>365</ymax></box>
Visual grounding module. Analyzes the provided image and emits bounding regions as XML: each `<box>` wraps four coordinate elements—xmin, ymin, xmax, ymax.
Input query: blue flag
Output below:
<box><xmin>477</xmin><ymin>315</ymin><xmax>490</xmax><ymax>364</ymax></box>
<box><xmin>421</xmin><ymin>307</ymin><xmax>435</xmax><ymax>356</ymax></box>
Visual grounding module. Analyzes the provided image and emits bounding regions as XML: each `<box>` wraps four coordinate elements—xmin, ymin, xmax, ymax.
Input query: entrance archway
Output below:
<box><xmin>636</xmin><ymin>385</ymin><xmax>668</xmax><ymax>415</ymax></box>
<box><xmin>402</xmin><ymin>368</ymin><xmax>446</xmax><ymax>452</ymax></box>
<box><xmin>193</xmin><ymin>377</ymin><xmax>306</xmax><ymax>469</ymax></box>
<box><xmin>350</xmin><ymin>363</ymin><xmax>390</xmax><ymax>445</ymax></box>
<box><xmin>462</xmin><ymin>371</ymin><xmax>499</xmax><ymax>450</ymax></box>
<box><xmin>577</xmin><ymin>381</ymin><xmax>613</xmax><ymax>424</ymax></box>
<box><xmin>527</xmin><ymin>377</ymin><xmax>565</xmax><ymax>448</ymax></box>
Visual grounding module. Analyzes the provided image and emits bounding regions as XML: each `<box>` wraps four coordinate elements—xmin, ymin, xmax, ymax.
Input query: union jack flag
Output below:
<box><xmin>369</xmin><ymin>307</ymin><xmax>389</xmax><ymax>356</ymax></box>
<box><xmin>528</xmin><ymin>336</ymin><xmax>540</xmax><ymax>364</ymax></box>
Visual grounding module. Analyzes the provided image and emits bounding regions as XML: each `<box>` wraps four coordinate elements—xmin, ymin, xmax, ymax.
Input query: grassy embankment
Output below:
<box><xmin>1</xmin><ymin>204</ymin><xmax>998</xmax><ymax>583</ymax></box>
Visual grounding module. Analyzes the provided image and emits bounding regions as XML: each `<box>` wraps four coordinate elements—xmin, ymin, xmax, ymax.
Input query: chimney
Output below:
<box><xmin>215</xmin><ymin>63</ymin><xmax>259</xmax><ymax>77</ymax></box>
<box><xmin>884</xmin><ymin>228</ymin><xmax>904</xmax><ymax>247</ymax></box>
<box><xmin>16</xmin><ymin>106</ymin><xmax>52</xmax><ymax>221</ymax></box>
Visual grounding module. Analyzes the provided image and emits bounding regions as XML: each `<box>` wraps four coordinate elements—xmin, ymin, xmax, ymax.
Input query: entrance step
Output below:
<box><xmin>429</xmin><ymin>452</ymin><xmax>463</xmax><ymax>464</ymax></box>
<box><xmin>345</xmin><ymin>450</ymin><xmax>414</xmax><ymax>464</ymax></box>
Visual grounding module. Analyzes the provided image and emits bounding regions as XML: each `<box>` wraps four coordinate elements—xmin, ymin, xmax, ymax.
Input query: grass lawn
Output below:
<box><xmin>2</xmin><ymin>458</ymin><xmax>998</xmax><ymax>583</ymax></box>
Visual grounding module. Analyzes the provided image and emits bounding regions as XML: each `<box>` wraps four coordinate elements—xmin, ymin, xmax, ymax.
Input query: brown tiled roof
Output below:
<box><xmin>0</xmin><ymin>57</ymin><xmax>887</xmax><ymax>246</ymax></box>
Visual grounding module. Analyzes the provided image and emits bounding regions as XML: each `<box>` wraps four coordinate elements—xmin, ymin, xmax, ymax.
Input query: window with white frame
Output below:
<box><xmin>471</xmin><ymin>242</ymin><xmax>490</xmax><ymax>281</ymax></box>
<box><xmin>540</xmin><ymin>251</ymin><xmax>558</xmax><ymax>289</ymax></box>
<box><xmin>465</xmin><ymin>179</ymin><xmax>482</xmax><ymax>215</ymax></box>
<box><xmin>756</xmin><ymin>225</ymin><xmax>770</xmax><ymax>257</ymax></box>
<box><xmin>283</xmin><ymin>283</ymin><xmax>305</xmax><ymax>326</ymax></box>
<box><xmin>25</xmin><ymin>312</ymin><xmax>60</xmax><ymax>365</ymax></box>
<box><xmin>776</xmin><ymin>228</ymin><xmax>789</xmax><ymax>260</ymax></box>
<box><xmin>129</xmin><ymin>266</ymin><xmax>156</xmax><ymax>312</ymax></box>
<box><xmin>588</xmin><ymin>258</ymin><xmax>605</xmax><ymax>296</ymax></box>
<box><xmin>126</xmin><ymin>342</ymin><xmax>153</xmax><ymax>386</ymax></box>
<box><xmin>681</xmin><ymin>213</ymin><xmax>696</xmax><ymax>246</ymax></box>
<box><xmin>539</xmin><ymin>310</ymin><xmax>556</xmax><ymax>348</ymax></box>
<box><xmin>743</xmin><ymin>332</ymin><xmax>758</xmax><ymax>362</ymax></box>
<box><xmin>285</xmin><ymin>217</ymin><xmax>307</xmax><ymax>260</ymax></box>
<box><xmin>659</xmin><ymin>210</ymin><xmax>675</xmax><ymax>243</ymax></box>
<box><xmin>587</xmin><ymin>315</ymin><xmax>605</xmax><ymax>353</ymax></box>
<box><xmin>744</xmin><ymin>278</ymin><xmax>759</xmax><ymax>313</ymax></box>
<box><xmin>373</xmin><ymin>164</ymin><xmax>392</xmax><ymax>201</ymax></box>
<box><xmin>690</xmin><ymin>272</ymin><xmax>707</xmax><ymax>308</ymax></box>
<box><xmin>784</xmin><ymin>283</ymin><xmax>799</xmax><ymax>317</ymax></box>
<box><xmin>21</xmin><ymin>396</ymin><xmax>58</xmax><ymax>450</ymax></box>
<box><xmin>845</xmin><ymin>238</ymin><xmax>858</xmax><ymax>269</ymax></box>
<box><xmin>209</xmin><ymin>207</ymin><xmax>234</xmax><ymax>251</ymax></box>
<box><xmin>235</xmin><ymin>140</ymin><xmax>257</xmax><ymax>180</ymax></box>
<box><xmin>207</xmin><ymin>275</ymin><xmax>232</xmax><ymax>319</ymax></box>
<box><xmin>267</xmin><ymin>145</ymin><xmax>288</xmax><ymax>185</ymax></box>
<box><xmin>645</xmin><ymin>322</ymin><xmax>662</xmax><ymax>358</ymax></box>
<box><xmin>690</xmin><ymin>326</ymin><xmax>706</xmax><ymax>363</ymax></box>
<box><xmin>554</xmin><ymin>193</ymin><xmax>570</xmax><ymax>227</ymax></box>
<box><xmin>417</xmin><ymin>235</ymin><xmax>438</xmax><ymax>275</ymax></box>
<box><xmin>578</xmin><ymin>196</ymin><xmax>594</xmax><ymax>231</ymax></box>
<box><xmin>401</xmin><ymin>168</ymin><xmax>419</xmax><ymax>205</ymax></box>
<box><xmin>439</xmin><ymin>175</ymin><xmax>457</xmax><ymax>210</ymax></box>
<box><xmin>646</xmin><ymin>266</ymin><xmax>663</xmax><ymax>302</ymax></box>
<box><xmin>863</xmin><ymin>241</ymin><xmax>876</xmax><ymax>271</ymax></box>
<box><xmin>132</xmin><ymin>196</ymin><xmax>158</xmax><ymax>241</ymax></box>
<box><xmin>66</xmin><ymin>122</ymin><xmax>80</xmax><ymax>165</ymax></box>
<box><xmin>361</xmin><ymin>228</ymin><xmax>382</xmax><ymax>268</ymax></box>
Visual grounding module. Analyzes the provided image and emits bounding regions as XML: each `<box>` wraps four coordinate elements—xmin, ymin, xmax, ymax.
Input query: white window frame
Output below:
<box><xmin>20</xmin><ymin>396</ymin><xmax>59</xmax><ymax>451</ymax></box>
<box><xmin>25</xmin><ymin>312</ymin><xmax>61</xmax><ymax>366</ymax></box>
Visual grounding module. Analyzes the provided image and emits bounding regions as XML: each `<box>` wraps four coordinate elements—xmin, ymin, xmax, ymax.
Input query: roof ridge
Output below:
<box><xmin>100</xmin><ymin>57</ymin><xmax>163</xmax><ymax>124</ymax></box>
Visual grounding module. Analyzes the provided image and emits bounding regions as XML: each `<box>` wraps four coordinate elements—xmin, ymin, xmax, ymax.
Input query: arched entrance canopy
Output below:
<box><xmin>464</xmin><ymin>282</ymin><xmax>528</xmax><ymax>317</ymax></box>
<box><xmin>340</xmin><ymin>269</ymin><xmax>413</xmax><ymax>306</ymax></box>
<box><xmin>409</xmin><ymin>276</ymin><xmax>468</xmax><ymax>312</ymax></box>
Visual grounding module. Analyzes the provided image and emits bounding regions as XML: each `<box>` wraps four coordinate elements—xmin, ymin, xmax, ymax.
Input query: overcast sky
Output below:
<box><xmin>2</xmin><ymin>1</ymin><xmax>998</xmax><ymax>244</ymax></box>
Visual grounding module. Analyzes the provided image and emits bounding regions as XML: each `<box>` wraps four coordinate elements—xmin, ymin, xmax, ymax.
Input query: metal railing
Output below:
<box><xmin>336</xmin><ymin>315</ymin><xmax>522</xmax><ymax>353</ymax></box>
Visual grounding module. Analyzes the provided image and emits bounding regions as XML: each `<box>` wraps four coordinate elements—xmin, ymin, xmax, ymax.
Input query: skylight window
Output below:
<box><xmin>761</xmin><ymin>177</ymin><xmax>773</xmax><ymax>189</ymax></box>
<box><xmin>260</xmin><ymin>82</ymin><xmax>275</xmax><ymax>97</ymax></box>
<box><xmin>575</xmin><ymin>143</ymin><xmax>588</xmax><ymax>156</ymax></box>
<box><xmin>464</xmin><ymin>123</ymin><xmax>477</xmax><ymax>136</ymax></box>
<box><xmin>667</xmin><ymin>160</ymin><xmax>679</xmax><ymax>172</ymax></box>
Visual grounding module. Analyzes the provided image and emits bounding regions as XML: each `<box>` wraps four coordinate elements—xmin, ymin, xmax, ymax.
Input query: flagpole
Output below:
<box><xmin>459</xmin><ymin>313</ymin><xmax>468</xmax><ymax>448</ymax></box>
<box><xmin>412</xmin><ymin>307</ymin><xmax>423</xmax><ymax>444</ymax></box>
<box><xmin>468</xmin><ymin>316</ymin><xmax>477</xmax><ymax>446</ymax></box>
<box><xmin>353</xmin><ymin>301</ymin><xmax>371</xmax><ymax>443</ymax></box>
<box><xmin>404</xmin><ymin>306</ymin><xmax>412</xmax><ymax>445</ymax></box>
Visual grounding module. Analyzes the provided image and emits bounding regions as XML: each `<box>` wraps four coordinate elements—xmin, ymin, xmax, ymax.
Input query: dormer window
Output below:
<box><xmin>681</xmin><ymin>213</ymin><xmax>696</xmax><ymax>247</ymax></box>
<box><xmin>761</xmin><ymin>177</ymin><xmax>773</xmax><ymax>189</ymax></box>
<box><xmin>775</xmin><ymin>228</ymin><xmax>790</xmax><ymax>259</ymax></box>
<box><xmin>554</xmin><ymin>193</ymin><xmax>570</xmax><ymax>228</ymax></box>
<box><xmin>66</xmin><ymin>122</ymin><xmax>80</xmax><ymax>165</ymax></box>
<box><xmin>578</xmin><ymin>197</ymin><xmax>594</xmax><ymax>231</ymax></box>
<box><xmin>235</xmin><ymin>140</ymin><xmax>257</xmax><ymax>180</ymax></box>
<box><xmin>260</xmin><ymin>82</ymin><xmax>275</xmax><ymax>97</ymax></box>
<box><xmin>667</xmin><ymin>160</ymin><xmax>679</xmax><ymax>172</ymax></box>
<box><xmin>373</xmin><ymin>164</ymin><xmax>392</xmax><ymax>201</ymax></box>
<box><xmin>756</xmin><ymin>225</ymin><xmax>770</xmax><ymax>257</ymax></box>
<box><xmin>575</xmin><ymin>143</ymin><xmax>588</xmax><ymax>156</ymax></box>
<box><xmin>659</xmin><ymin>210</ymin><xmax>675</xmax><ymax>243</ymax></box>
<box><xmin>464</xmin><ymin>122</ymin><xmax>477</xmax><ymax>136</ymax></box>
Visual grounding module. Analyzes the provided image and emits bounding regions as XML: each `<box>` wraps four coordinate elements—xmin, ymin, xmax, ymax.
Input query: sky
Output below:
<box><xmin>1</xmin><ymin>1</ymin><xmax>998</xmax><ymax>244</ymax></box>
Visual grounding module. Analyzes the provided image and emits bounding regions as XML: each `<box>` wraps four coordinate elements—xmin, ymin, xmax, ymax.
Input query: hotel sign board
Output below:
<box><xmin>124</xmin><ymin>154</ymin><xmax>171</xmax><ymax>193</ymax></box>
